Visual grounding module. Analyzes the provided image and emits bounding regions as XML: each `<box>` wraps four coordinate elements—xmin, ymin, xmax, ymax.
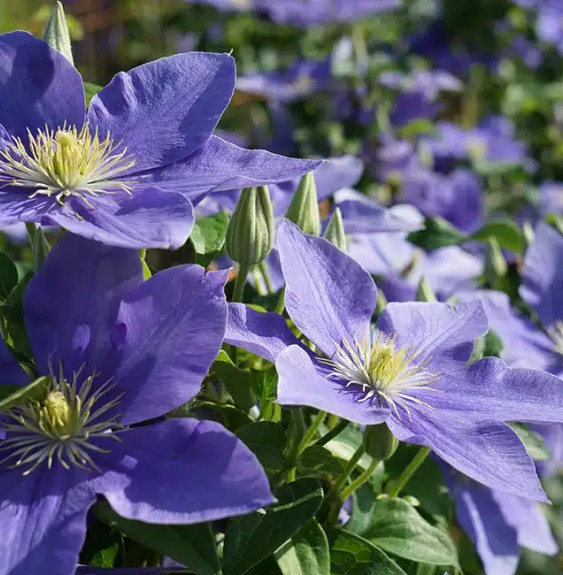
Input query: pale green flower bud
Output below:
<box><xmin>43</xmin><ymin>1</ymin><xmax>74</xmax><ymax>65</ymax></box>
<box><xmin>363</xmin><ymin>423</ymin><xmax>399</xmax><ymax>461</ymax></box>
<box><xmin>323</xmin><ymin>207</ymin><xmax>347</xmax><ymax>252</ymax></box>
<box><xmin>285</xmin><ymin>171</ymin><xmax>321</xmax><ymax>236</ymax></box>
<box><xmin>226</xmin><ymin>186</ymin><xmax>274</xmax><ymax>265</ymax></box>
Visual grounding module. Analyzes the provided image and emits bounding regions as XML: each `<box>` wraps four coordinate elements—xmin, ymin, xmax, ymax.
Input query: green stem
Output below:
<box><xmin>258</xmin><ymin>261</ymin><xmax>274</xmax><ymax>294</ymax></box>
<box><xmin>286</xmin><ymin>409</ymin><xmax>307</xmax><ymax>479</ymax></box>
<box><xmin>297</xmin><ymin>411</ymin><xmax>326</xmax><ymax>454</ymax></box>
<box><xmin>321</xmin><ymin>444</ymin><xmax>364</xmax><ymax>518</ymax></box>
<box><xmin>274</xmin><ymin>287</ymin><xmax>286</xmax><ymax>314</ymax></box>
<box><xmin>327</xmin><ymin>458</ymin><xmax>379</xmax><ymax>524</ymax></box>
<box><xmin>315</xmin><ymin>419</ymin><xmax>350</xmax><ymax>447</ymax></box>
<box><xmin>339</xmin><ymin>459</ymin><xmax>379</xmax><ymax>502</ymax></box>
<box><xmin>25</xmin><ymin>222</ymin><xmax>37</xmax><ymax>244</ymax></box>
<box><xmin>387</xmin><ymin>446</ymin><xmax>431</xmax><ymax>498</ymax></box>
<box><xmin>232</xmin><ymin>263</ymin><xmax>250</xmax><ymax>303</ymax></box>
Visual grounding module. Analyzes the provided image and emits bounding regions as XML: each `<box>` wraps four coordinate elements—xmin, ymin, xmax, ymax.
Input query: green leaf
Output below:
<box><xmin>509</xmin><ymin>423</ymin><xmax>551</xmax><ymax>461</ymax></box>
<box><xmin>298</xmin><ymin>445</ymin><xmax>344</xmax><ymax>475</ymax></box>
<box><xmin>347</xmin><ymin>479</ymin><xmax>378</xmax><ymax>537</ymax></box>
<box><xmin>223</xmin><ymin>478</ymin><xmax>324</xmax><ymax>575</ymax></box>
<box><xmin>212</xmin><ymin>350</ymin><xmax>256</xmax><ymax>411</ymax></box>
<box><xmin>0</xmin><ymin>376</ymin><xmax>49</xmax><ymax>414</ymax></box>
<box><xmin>470</xmin><ymin>220</ymin><xmax>525</xmax><ymax>253</ymax></box>
<box><xmin>327</xmin><ymin>529</ymin><xmax>407</xmax><ymax>575</ymax></box>
<box><xmin>90</xmin><ymin>542</ymin><xmax>120</xmax><ymax>568</ymax></box>
<box><xmin>275</xmin><ymin>519</ymin><xmax>330</xmax><ymax>575</ymax></box>
<box><xmin>0</xmin><ymin>271</ymin><xmax>34</xmax><ymax>359</ymax></box>
<box><xmin>84</xmin><ymin>82</ymin><xmax>103</xmax><ymax>106</ymax></box>
<box><xmin>408</xmin><ymin>217</ymin><xmax>465</xmax><ymax>252</ymax></box>
<box><xmin>236</xmin><ymin>421</ymin><xmax>287</xmax><ymax>470</ymax></box>
<box><xmin>365</xmin><ymin>498</ymin><xmax>457</xmax><ymax>566</ymax></box>
<box><xmin>95</xmin><ymin>501</ymin><xmax>220</xmax><ymax>575</ymax></box>
<box><xmin>0</xmin><ymin>252</ymin><xmax>18</xmax><ymax>300</ymax></box>
<box><xmin>190</xmin><ymin>212</ymin><xmax>229</xmax><ymax>266</ymax></box>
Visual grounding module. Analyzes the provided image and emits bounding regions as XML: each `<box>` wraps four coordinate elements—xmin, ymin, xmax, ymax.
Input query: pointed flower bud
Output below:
<box><xmin>363</xmin><ymin>423</ymin><xmax>399</xmax><ymax>461</ymax></box>
<box><xmin>226</xmin><ymin>186</ymin><xmax>274</xmax><ymax>265</ymax></box>
<box><xmin>43</xmin><ymin>1</ymin><xmax>74</xmax><ymax>65</ymax></box>
<box><xmin>285</xmin><ymin>171</ymin><xmax>321</xmax><ymax>235</ymax></box>
<box><xmin>323</xmin><ymin>207</ymin><xmax>347</xmax><ymax>252</ymax></box>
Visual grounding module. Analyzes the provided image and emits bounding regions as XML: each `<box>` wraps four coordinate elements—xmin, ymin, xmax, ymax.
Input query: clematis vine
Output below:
<box><xmin>0</xmin><ymin>31</ymin><xmax>319</xmax><ymax>249</ymax></box>
<box><xmin>0</xmin><ymin>234</ymin><xmax>272</xmax><ymax>575</ymax></box>
<box><xmin>225</xmin><ymin>219</ymin><xmax>563</xmax><ymax>500</ymax></box>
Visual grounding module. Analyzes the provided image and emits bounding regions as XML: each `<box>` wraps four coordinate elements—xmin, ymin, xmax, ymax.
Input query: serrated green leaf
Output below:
<box><xmin>190</xmin><ymin>212</ymin><xmax>229</xmax><ymax>266</ymax></box>
<box><xmin>327</xmin><ymin>529</ymin><xmax>407</xmax><ymax>575</ymax></box>
<box><xmin>365</xmin><ymin>498</ymin><xmax>458</xmax><ymax>566</ymax></box>
<box><xmin>470</xmin><ymin>220</ymin><xmax>525</xmax><ymax>253</ymax></box>
<box><xmin>95</xmin><ymin>501</ymin><xmax>220</xmax><ymax>575</ymax></box>
<box><xmin>275</xmin><ymin>519</ymin><xmax>330</xmax><ymax>575</ymax></box>
<box><xmin>298</xmin><ymin>445</ymin><xmax>344</xmax><ymax>475</ymax></box>
<box><xmin>236</xmin><ymin>421</ymin><xmax>287</xmax><ymax>469</ymax></box>
<box><xmin>0</xmin><ymin>252</ymin><xmax>18</xmax><ymax>300</ymax></box>
<box><xmin>212</xmin><ymin>350</ymin><xmax>256</xmax><ymax>411</ymax></box>
<box><xmin>223</xmin><ymin>478</ymin><xmax>324</xmax><ymax>575</ymax></box>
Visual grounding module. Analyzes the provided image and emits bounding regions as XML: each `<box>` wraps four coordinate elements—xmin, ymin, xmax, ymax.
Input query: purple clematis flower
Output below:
<box><xmin>0</xmin><ymin>234</ymin><xmax>272</xmax><ymax>575</ymax></box>
<box><xmin>225</xmin><ymin>220</ymin><xmax>563</xmax><ymax>499</ymax></box>
<box><xmin>441</xmin><ymin>464</ymin><xmax>557</xmax><ymax>575</ymax></box>
<box><xmin>0</xmin><ymin>32</ymin><xmax>319</xmax><ymax>249</ymax></box>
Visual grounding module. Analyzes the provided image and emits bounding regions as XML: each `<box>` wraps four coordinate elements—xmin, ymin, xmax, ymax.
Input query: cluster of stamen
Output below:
<box><xmin>0</xmin><ymin>368</ymin><xmax>123</xmax><ymax>475</ymax></box>
<box><xmin>548</xmin><ymin>320</ymin><xmax>563</xmax><ymax>357</ymax></box>
<box><xmin>0</xmin><ymin>123</ymin><xmax>136</xmax><ymax>207</ymax></box>
<box><xmin>320</xmin><ymin>332</ymin><xmax>439</xmax><ymax>419</ymax></box>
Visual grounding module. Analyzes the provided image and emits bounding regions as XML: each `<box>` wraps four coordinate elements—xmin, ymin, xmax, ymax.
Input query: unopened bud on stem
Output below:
<box><xmin>363</xmin><ymin>423</ymin><xmax>399</xmax><ymax>461</ymax></box>
<box><xmin>226</xmin><ymin>185</ymin><xmax>274</xmax><ymax>266</ymax></box>
<box><xmin>323</xmin><ymin>207</ymin><xmax>347</xmax><ymax>252</ymax></box>
<box><xmin>285</xmin><ymin>171</ymin><xmax>321</xmax><ymax>235</ymax></box>
<box><xmin>43</xmin><ymin>1</ymin><xmax>74</xmax><ymax>65</ymax></box>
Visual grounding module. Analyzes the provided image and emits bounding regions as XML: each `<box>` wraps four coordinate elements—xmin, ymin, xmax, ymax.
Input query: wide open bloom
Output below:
<box><xmin>441</xmin><ymin>464</ymin><xmax>557</xmax><ymax>575</ymax></box>
<box><xmin>225</xmin><ymin>219</ymin><xmax>563</xmax><ymax>500</ymax></box>
<box><xmin>460</xmin><ymin>222</ymin><xmax>563</xmax><ymax>477</ymax></box>
<box><xmin>0</xmin><ymin>234</ymin><xmax>272</xmax><ymax>575</ymax></box>
<box><xmin>0</xmin><ymin>32</ymin><xmax>319</xmax><ymax>249</ymax></box>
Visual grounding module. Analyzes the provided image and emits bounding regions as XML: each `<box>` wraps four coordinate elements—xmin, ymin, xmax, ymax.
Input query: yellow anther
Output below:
<box><xmin>41</xmin><ymin>391</ymin><xmax>72</xmax><ymax>432</ymax></box>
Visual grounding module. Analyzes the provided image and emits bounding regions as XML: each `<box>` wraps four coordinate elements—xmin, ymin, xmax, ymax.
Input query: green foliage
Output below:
<box><xmin>223</xmin><ymin>479</ymin><xmax>324</xmax><ymax>575</ymax></box>
<box><xmin>328</xmin><ymin>529</ymin><xmax>407</xmax><ymax>574</ymax></box>
<box><xmin>275</xmin><ymin>519</ymin><xmax>330</xmax><ymax>575</ymax></box>
<box><xmin>190</xmin><ymin>211</ymin><xmax>229</xmax><ymax>267</ymax></box>
<box><xmin>364</xmin><ymin>498</ymin><xmax>458</xmax><ymax>567</ymax></box>
<box><xmin>96</xmin><ymin>501</ymin><xmax>221</xmax><ymax>574</ymax></box>
<box><xmin>236</xmin><ymin>421</ymin><xmax>288</xmax><ymax>470</ymax></box>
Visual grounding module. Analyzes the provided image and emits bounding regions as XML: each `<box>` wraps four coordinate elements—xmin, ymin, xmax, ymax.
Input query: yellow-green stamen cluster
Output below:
<box><xmin>0</xmin><ymin>369</ymin><xmax>122</xmax><ymax>475</ymax></box>
<box><xmin>321</xmin><ymin>332</ymin><xmax>439</xmax><ymax>419</ymax></box>
<box><xmin>0</xmin><ymin>123</ymin><xmax>136</xmax><ymax>206</ymax></box>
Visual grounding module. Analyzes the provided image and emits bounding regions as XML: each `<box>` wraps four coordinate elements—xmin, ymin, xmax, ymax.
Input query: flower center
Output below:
<box><xmin>0</xmin><ymin>123</ymin><xmax>136</xmax><ymax>206</ymax></box>
<box><xmin>548</xmin><ymin>320</ymin><xmax>563</xmax><ymax>357</ymax></box>
<box><xmin>320</xmin><ymin>332</ymin><xmax>438</xmax><ymax>418</ymax></box>
<box><xmin>0</xmin><ymin>369</ymin><xmax>122</xmax><ymax>475</ymax></box>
